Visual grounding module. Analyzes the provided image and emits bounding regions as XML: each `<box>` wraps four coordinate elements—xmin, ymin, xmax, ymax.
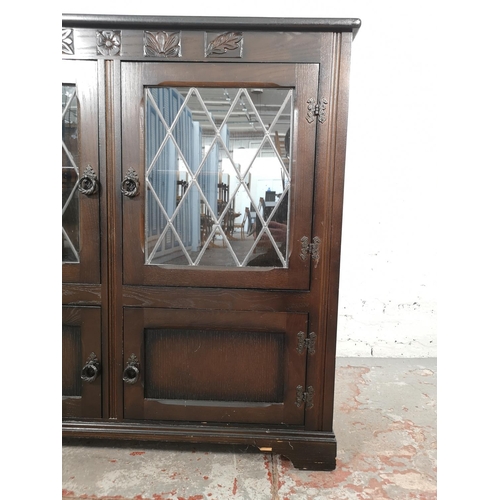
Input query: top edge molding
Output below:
<box><xmin>62</xmin><ymin>14</ymin><xmax>361</xmax><ymax>38</ymax></box>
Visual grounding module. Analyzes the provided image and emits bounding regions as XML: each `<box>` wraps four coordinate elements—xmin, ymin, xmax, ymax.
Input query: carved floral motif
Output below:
<box><xmin>62</xmin><ymin>28</ymin><xmax>74</xmax><ymax>55</ymax></box>
<box><xmin>144</xmin><ymin>31</ymin><xmax>181</xmax><ymax>57</ymax></box>
<box><xmin>96</xmin><ymin>30</ymin><xmax>121</xmax><ymax>56</ymax></box>
<box><xmin>206</xmin><ymin>32</ymin><xmax>243</xmax><ymax>57</ymax></box>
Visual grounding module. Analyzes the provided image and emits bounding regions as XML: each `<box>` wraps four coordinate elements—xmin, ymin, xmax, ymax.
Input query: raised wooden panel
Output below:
<box><xmin>62</xmin><ymin>325</ymin><xmax>82</xmax><ymax>397</ymax></box>
<box><xmin>144</xmin><ymin>328</ymin><xmax>285</xmax><ymax>402</ymax></box>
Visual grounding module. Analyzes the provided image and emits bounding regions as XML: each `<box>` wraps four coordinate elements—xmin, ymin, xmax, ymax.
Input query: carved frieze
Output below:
<box><xmin>62</xmin><ymin>28</ymin><xmax>74</xmax><ymax>55</ymax></box>
<box><xmin>205</xmin><ymin>32</ymin><xmax>243</xmax><ymax>58</ymax></box>
<box><xmin>96</xmin><ymin>30</ymin><xmax>122</xmax><ymax>56</ymax></box>
<box><xmin>63</xmin><ymin>28</ymin><xmax>248</xmax><ymax>59</ymax></box>
<box><xmin>144</xmin><ymin>31</ymin><xmax>181</xmax><ymax>57</ymax></box>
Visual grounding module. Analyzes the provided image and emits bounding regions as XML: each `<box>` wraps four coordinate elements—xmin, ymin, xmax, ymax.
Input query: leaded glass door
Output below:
<box><xmin>121</xmin><ymin>62</ymin><xmax>319</xmax><ymax>289</ymax></box>
<box><xmin>62</xmin><ymin>60</ymin><xmax>100</xmax><ymax>283</ymax></box>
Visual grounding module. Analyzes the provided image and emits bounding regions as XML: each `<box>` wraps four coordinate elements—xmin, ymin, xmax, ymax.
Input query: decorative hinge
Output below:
<box><xmin>306</xmin><ymin>97</ymin><xmax>328</xmax><ymax>123</ymax></box>
<box><xmin>297</xmin><ymin>331</ymin><xmax>317</xmax><ymax>355</ymax></box>
<box><xmin>295</xmin><ymin>385</ymin><xmax>315</xmax><ymax>410</ymax></box>
<box><xmin>299</xmin><ymin>236</ymin><xmax>321</xmax><ymax>266</ymax></box>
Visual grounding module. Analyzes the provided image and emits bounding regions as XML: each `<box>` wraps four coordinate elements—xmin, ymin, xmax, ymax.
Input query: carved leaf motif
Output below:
<box><xmin>206</xmin><ymin>32</ymin><xmax>242</xmax><ymax>56</ymax></box>
<box><xmin>144</xmin><ymin>31</ymin><xmax>180</xmax><ymax>57</ymax></box>
<box><xmin>62</xmin><ymin>28</ymin><xmax>74</xmax><ymax>55</ymax></box>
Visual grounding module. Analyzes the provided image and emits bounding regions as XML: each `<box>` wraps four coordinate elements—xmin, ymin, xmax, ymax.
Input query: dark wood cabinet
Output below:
<box><xmin>62</xmin><ymin>14</ymin><xmax>360</xmax><ymax>470</ymax></box>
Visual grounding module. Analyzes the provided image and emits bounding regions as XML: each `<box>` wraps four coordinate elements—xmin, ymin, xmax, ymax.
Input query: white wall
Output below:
<box><xmin>333</xmin><ymin>4</ymin><xmax>441</xmax><ymax>357</ymax></box>
<box><xmin>58</xmin><ymin>1</ymin><xmax>498</xmax><ymax>359</ymax></box>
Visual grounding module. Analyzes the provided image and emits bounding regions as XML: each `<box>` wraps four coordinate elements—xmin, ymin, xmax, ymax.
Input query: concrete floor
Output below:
<box><xmin>62</xmin><ymin>357</ymin><xmax>437</xmax><ymax>499</ymax></box>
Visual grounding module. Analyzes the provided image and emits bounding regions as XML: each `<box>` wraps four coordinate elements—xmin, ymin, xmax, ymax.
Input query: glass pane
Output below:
<box><xmin>62</xmin><ymin>85</ymin><xmax>80</xmax><ymax>263</ymax></box>
<box><xmin>145</xmin><ymin>87</ymin><xmax>293</xmax><ymax>268</ymax></box>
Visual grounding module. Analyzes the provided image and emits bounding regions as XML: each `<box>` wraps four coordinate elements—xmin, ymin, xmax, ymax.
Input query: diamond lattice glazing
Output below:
<box><xmin>145</xmin><ymin>87</ymin><xmax>293</xmax><ymax>268</ymax></box>
<box><xmin>62</xmin><ymin>85</ymin><xmax>80</xmax><ymax>263</ymax></box>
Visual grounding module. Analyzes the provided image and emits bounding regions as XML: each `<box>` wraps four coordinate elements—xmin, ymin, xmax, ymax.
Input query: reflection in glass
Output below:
<box><xmin>62</xmin><ymin>85</ymin><xmax>80</xmax><ymax>262</ymax></box>
<box><xmin>145</xmin><ymin>87</ymin><xmax>293</xmax><ymax>268</ymax></box>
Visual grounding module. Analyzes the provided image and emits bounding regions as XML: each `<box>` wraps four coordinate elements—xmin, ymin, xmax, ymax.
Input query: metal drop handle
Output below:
<box><xmin>81</xmin><ymin>352</ymin><xmax>100</xmax><ymax>383</ymax></box>
<box><xmin>78</xmin><ymin>165</ymin><xmax>99</xmax><ymax>196</ymax></box>
<box><xmin>123</xmin><ymin>354</ymin><xmax>140</xmax><ymax>384</ymax></box>
<box><xmin>121</xmin><ymin>168</ymin><xmax>140</xmax><ymax>198</ymax></box>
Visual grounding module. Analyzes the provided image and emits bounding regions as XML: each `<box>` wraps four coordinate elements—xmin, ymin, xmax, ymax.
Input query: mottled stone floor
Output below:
<box><xmin>62</xmin><ymin>357</ymin><xmax>437</xmax><ymax>499</ymax></box>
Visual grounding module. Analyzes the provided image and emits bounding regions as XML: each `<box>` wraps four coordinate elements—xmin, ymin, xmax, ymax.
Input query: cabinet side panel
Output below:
<box><xmin>323</xmin><ymin>31</ymin><xmax>353</xmax><ymax>430</ymax></box>
<box><xmin>306</xmin><ymin>32</ymin><xmax>353</xmax><ymax>431</ymax></box>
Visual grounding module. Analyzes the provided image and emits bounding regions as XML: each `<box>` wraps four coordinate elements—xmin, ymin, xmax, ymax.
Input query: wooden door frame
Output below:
<box><xmin>121</xmin><ymin>61</ymin><xmax>318</xmax><ymax>290</ymax></box>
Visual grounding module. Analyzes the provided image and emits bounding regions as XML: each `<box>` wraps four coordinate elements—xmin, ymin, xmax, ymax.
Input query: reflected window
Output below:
<box><xmin>145</xmin><ymin>87</ymin><xmax>293</xmax><ymax>268</ymax></box>
<box><xmin>62</xmin><ymin>85</ymin><xmax>80</xmax><ymax>263</ymax></box>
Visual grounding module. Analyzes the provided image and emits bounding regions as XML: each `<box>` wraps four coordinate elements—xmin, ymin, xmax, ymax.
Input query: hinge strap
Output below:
<box><xmin>297</xmin><ymin>331</ymin><xmax>317</xmax><ymax>355</ymax></box>
<box><xmin>310</xmin><ymin>236</ymin><xmax>320</xmax><ymax>265</ymax></box>
<box><xmin>295</xmin><ymin>385</ymin><xmax>315</xmax><ymax>409</ymax></box>
<box><xmin>306</xmin><ymin>97</ymin><xmax>328</xmax><ymax>123</ymax></box>
<box><xmin>299</xmin><ymin>236</ymin><xmax>321</xmax><ymax>266</ymax></box>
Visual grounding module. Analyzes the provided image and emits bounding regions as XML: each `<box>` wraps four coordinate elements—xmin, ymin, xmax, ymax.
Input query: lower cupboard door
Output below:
<box><xmin>123</xmin><ymin>308</ymin><xmax>308</xmax><ymax>425</ymax></box>
<box><xmin>62</xmin><ymin>306</ymin><xmax>102</xmax><ymax>418</ymax></box>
